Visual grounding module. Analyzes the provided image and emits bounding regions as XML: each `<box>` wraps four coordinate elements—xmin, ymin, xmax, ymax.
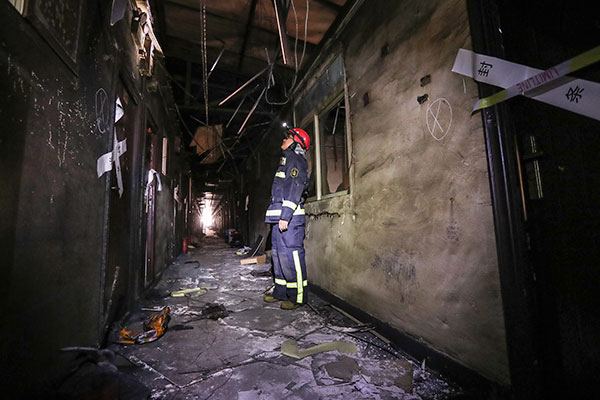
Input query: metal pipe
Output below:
<box><xmin>218</xmin><ymin>65</ymin><xmax>270</xmax><ymax>106</ymax></box>
<box><xmin>207</xmin><ymin>47</ymin><xmax>225</xmax><ymax>79</ymax></box>
<box><xmin>237</xmin><ymin>86</ymin><xmax>267</xmax><ymax>135</ymax></box>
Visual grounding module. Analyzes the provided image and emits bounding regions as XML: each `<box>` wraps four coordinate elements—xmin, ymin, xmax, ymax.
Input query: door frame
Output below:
<box><xmin>143</xmin><ymin>118</ymin><xmax>160</xmax><ymax>287</ymax></box>
<box><xmin>466</xmin><ymin>1</ymin><xmax>542</xmax><ymax>398</ymax></box>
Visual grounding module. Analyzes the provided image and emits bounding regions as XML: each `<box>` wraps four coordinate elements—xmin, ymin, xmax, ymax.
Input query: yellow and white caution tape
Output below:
<box><xmin>452</xmin><ymin>46</ymin><xmax>600</xmax><ymax>120</ymax></box>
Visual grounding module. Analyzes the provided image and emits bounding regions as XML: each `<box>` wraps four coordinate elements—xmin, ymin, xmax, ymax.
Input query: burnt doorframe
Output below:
<box><xmin>143</xmin><ymin>113</ymin><xmax>160</xmax><ymax>287</ymax></box>
<box><xmin>120</xmin><ymin>68</ymin><xmax>144</xmax><ymax>311</ymax></box>
<box><xmin>99</xmin><ymin>63</ymin><xmax>145</xmax><ymax>344</ymax></box>
<box><xmin>466</xmin><ymin>1</ymin><xmax>542</xmax><ymax>399</ymax></box>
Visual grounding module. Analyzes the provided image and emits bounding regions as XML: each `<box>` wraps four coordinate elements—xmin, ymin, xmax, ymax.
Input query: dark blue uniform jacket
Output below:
<box><xmin>265</xmin><ymin>147</ymin><xmax>309</xmax><ymax>223</ymax></box>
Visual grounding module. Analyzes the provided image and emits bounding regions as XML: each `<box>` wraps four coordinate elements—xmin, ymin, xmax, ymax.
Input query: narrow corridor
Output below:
<box><xmin>61</xmin><ymin>236</ymin><xmax>465</xmax><ymax>399</ymax></box>
<box><xmin>4</xmin><ymin>1</ymin><xmax>600</xmax><ymax>398</ymax></box>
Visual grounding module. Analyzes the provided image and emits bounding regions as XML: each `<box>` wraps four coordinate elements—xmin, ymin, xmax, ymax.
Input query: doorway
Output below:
<box><xmin>472</xmin><ymin>0</ymin><xmax>600</xmax><ymax>396</ymax></box>
<box><xmin>104</xmin><ymin>79</ymin><xmax>139</xmax><ymax>331</ymax></box>
<box><xmin>144</xmin><ymin>125</ymin><xmax>160</xmax><ymax>286</ymax></box>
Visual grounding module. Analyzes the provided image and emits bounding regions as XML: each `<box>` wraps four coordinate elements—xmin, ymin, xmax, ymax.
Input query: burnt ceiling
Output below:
<box><xmin>149</xmin><ymin>0</ymin><xmax>348</xmax><ymax>187</ymax></box>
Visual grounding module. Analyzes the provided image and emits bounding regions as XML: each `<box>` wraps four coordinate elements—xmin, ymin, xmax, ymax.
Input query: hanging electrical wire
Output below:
<box><xmin>264</xmin><ymin>0</ymin><xmax>310</xmax><ymax>106</ymax></box>
<box><xmin>200</xmin><ymin>0</ymin><xmax>209</xmax><ymax>124</ymax></box>
<box><xmin>291</xmin><ymin>0</ymin><xmax>300</xmax><ymax>73</ymax></box>
<box><xmin>299</xmin><ymin>0</ymin><xmax>309</xmax><ymax>68</ymax></box>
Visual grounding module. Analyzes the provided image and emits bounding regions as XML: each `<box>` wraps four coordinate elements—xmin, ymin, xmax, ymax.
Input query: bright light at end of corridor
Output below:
<box><xmin>202</xmin><ymin>207</ymin><xmax>213</xmax><ymax>227</ymax></box>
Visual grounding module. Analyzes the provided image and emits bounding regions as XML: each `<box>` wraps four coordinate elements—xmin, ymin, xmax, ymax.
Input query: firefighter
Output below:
<box><xmin>264</xmin><ymin>127</ymin><xmax>310</xmax><ymax>310</ymax></box>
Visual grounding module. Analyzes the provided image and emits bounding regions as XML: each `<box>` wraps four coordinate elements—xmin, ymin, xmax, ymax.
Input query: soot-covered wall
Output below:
<box><xmin>299</xmin><ymin>0</ymin><xmax>508</xmax><ymax>384</ymax></box>
<box><xmin>0</xmin><ymin>1</ymin><xmax>184</xmax><ymax>396</ymax></box>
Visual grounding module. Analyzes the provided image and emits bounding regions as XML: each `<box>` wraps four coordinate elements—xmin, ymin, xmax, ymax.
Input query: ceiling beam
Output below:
<box><xmin>164</xmin><ymin>35</ymin><xmax>298</xmax><ymax>80</ymax></box>
<box><xmin>164</xmin><ymin>0</ymin><xmax>317</xmax><ymax>45</ymax></box>
<box><xmin>170</xmin><ymin>73</ymin><xmax>250</xmax><ymax>93</ymax></box>
<box><xmin>314</xmin><ymin>0</ymin><xmax>343</xmax><ymax>12</ymax></box>
<box><xmin>178</xmin><ymin>105</ymin><xmax>274</xmax><ymax>117</ymax></box>
<box><xmin>239</xmin><ymin>0</ymin><xmax>259</xmax><ymax>70</ymax></box>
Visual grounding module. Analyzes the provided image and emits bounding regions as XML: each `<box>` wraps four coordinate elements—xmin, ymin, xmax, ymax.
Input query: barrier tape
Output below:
<box><xmin>452</xmin><ymin>46</ymin><xmax>600</xmax><ymax>120</ymax></box>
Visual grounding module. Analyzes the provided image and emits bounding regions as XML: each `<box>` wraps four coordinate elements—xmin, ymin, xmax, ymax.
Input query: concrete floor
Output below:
<box><xmin>65</xmin><ymin>235</ymin><xmax>467</xmax><ymax>399</ymax></box>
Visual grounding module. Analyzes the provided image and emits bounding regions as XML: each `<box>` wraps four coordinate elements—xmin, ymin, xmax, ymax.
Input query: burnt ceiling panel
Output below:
<box><xmin>155</xmin><ymin>0</ymin><xmax>349</xmax><ymax>188</ymax></box>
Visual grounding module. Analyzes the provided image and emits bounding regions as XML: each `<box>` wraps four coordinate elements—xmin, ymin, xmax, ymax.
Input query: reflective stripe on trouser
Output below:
<box><xmin>270</xmin><ymin>216</ymin><xmax>307</xmax><ymax>303</ymax></box>
<box><xmin>274</xmin><ymin>278</ymin><xmax>308</xmax><ymax>288</ymax></box>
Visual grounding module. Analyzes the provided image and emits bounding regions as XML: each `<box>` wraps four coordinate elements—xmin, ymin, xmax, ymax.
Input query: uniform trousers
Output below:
<box><xmin>271</xmin><ymin>215</ymin><xmax>307</xmax><ymax>304</ymax></box>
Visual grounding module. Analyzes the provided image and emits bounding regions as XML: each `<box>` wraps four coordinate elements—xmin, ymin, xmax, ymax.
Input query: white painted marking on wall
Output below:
<box><xmin>58</xmin><ymin>132</ymin><xmax>68</xmax><ymax>167</ymax></box>
<box><xmin>47</xmin><ymin>123</ymin><xmax>55</xmax><ymax>149</ymax></box>
<box><xmin>426</xmin><ymin>98</ymin><xmax>453</xmax><ymax>141</ymax></box>
<box><xmin>95</xmin><ymin>88</ymin><xmax>109</xmax><ymax>133</ymax></box>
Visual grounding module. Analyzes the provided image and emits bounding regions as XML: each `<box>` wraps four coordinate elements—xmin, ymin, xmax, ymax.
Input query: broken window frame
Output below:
<box><xmin>21</xmin><ymin>0</ymin><xmax>83</xmax><ymax>75</ymax></box>
<box><xmin>161</xmin><ymin>137</ymin><xmax>168</xmax><ymax>176</ymax></box>
<box><xmin>295</xmin><ymin>74</ymin><xmax>352</xmax><ymax>203</ymax></box>
<box><xmin>317</xmin><ymin>94</ymin><xmax>349</xmax><ymax>197</ymax></box>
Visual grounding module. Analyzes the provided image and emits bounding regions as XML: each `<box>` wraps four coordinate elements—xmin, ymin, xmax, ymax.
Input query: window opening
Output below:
<box><xmin>303</xmin><ymin>122</ymin><xmax>317</xmax><ymax>199</ymax></box>
<box><xmin>319</xmin><ymin>98</ymin><xmax>349</xmax><ymax>195</ymax></box>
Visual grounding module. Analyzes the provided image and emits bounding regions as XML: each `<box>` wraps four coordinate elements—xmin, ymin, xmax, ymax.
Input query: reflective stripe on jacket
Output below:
<box><xmin>265</xmin><ymin>147</ymin><xmax>309</xmax><ymax>223</ymax></box>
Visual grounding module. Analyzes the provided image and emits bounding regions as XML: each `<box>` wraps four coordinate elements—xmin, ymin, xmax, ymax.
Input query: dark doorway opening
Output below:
<box><xmin>469</xmin><ymin>0</ymin><xmax>600</xmax><ymax>397</ymax></box>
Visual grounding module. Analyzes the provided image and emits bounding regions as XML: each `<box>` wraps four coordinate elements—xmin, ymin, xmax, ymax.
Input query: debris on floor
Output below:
<box><xmin>200</xmin><ymin>303</ymin><xmax>228</xmax><ymax>320</ymax></box>
<box><xmin>250</xmin><ymin>269</ymin><xmax>272</xmax><ymax>278</ymax></box>
<box><xmin>235</xmin><ymin>246</ymin><xmax>252</xmax><ymax>255</ymax></box>
<box><xmin>281</xmin><ymin>339</ymin><xmax>357</xmax><ymax>359</ymax></box>
<box><xmin>240</xmin><ymin>254</ymin><xmax>267</xmax><ymax>265</ymax></box>
<box><xmin>323</xmin><ymin>355</ymin><xmax>360</xmax><ymax>381</ymax></box>
<box><xmin>170</xmin><ymin>287</ymin><xmax>207</xmax><ymax>297</ymax></box>
<box><xmin>118</xmin><ymin>306</ymin><xmax>170</xmax><ymax>344</ymax></box>
<box><xmin>103</xmin><ymin>236</ymin><xmax>470</xmax><ymax>399</ymax></box>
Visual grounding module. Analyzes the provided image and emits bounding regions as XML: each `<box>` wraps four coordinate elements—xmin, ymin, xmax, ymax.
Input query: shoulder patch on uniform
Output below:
<box><xmin>280</xmin><ymin>157</ymin><xmax>286</xmax><ymax>166</ymax></box>
<box><xmin>290</xmin><ymin>167</ymin><xmax>299</xmax><ymax>178</ymax></box>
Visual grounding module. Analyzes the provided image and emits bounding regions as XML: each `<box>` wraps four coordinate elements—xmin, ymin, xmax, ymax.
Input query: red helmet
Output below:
<box><xmin>288</xmin><ymin>127</ymin><xmax>310</xmax><ymax>150</ymax></box>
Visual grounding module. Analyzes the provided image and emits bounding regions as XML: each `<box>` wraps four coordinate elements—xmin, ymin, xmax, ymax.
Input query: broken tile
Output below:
<box><xmin>323</xmin><ymin>356</ymin><xmax>360</xmax><ymax>381</ymax></box>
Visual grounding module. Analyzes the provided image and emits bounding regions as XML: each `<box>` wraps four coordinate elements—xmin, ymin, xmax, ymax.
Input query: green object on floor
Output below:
<box><xmin>281</xmin><ymin>339</ymin><xmax>357</xmax><ymax>359</ymax></box>
<box><xmin>263</xmin><ymin>295</ymin><xmax>279</xmax><ymax>303</ymax></box>
<box><xmin>280</xmin><ymin>300</ymin><xmax>301</xmax><ymax>310</ymax></box>
<box><xmin>171</xmin><ymin>287</ymin><xmax>207</xmax><ymax>297</ymax></box>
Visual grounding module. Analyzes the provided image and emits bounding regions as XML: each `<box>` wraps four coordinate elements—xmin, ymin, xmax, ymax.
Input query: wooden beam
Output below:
<box><xmin>239</xmin><ymin>0</ymin><xmax>259</xmax><ymax>70</ymax></box>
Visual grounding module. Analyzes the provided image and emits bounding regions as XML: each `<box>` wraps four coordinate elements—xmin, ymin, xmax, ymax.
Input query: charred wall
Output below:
<box><xmin>310</xmin><ymin>0</ymin><xmax>508</xmax><ymax>384</ymax></box>
<box><xmin>0</xmin><ymin>1</ymin><xmax>185</xmax><ymax>396</ymax></box>
<box><xmin>245</xmin><ymin>0</ymin><xmax>509</xmax><ymax>386</ymax></box>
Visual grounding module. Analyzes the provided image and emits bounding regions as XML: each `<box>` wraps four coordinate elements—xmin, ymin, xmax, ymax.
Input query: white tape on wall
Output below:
<box><xmin>452</xmin><ymin>48</ymin><xmax>600</xmax><ymax>121</ymax></box>
<box><xmin>96</xmin><ymin>134</ymin><xmax>127</xmax><ymax>197</ymax></box>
